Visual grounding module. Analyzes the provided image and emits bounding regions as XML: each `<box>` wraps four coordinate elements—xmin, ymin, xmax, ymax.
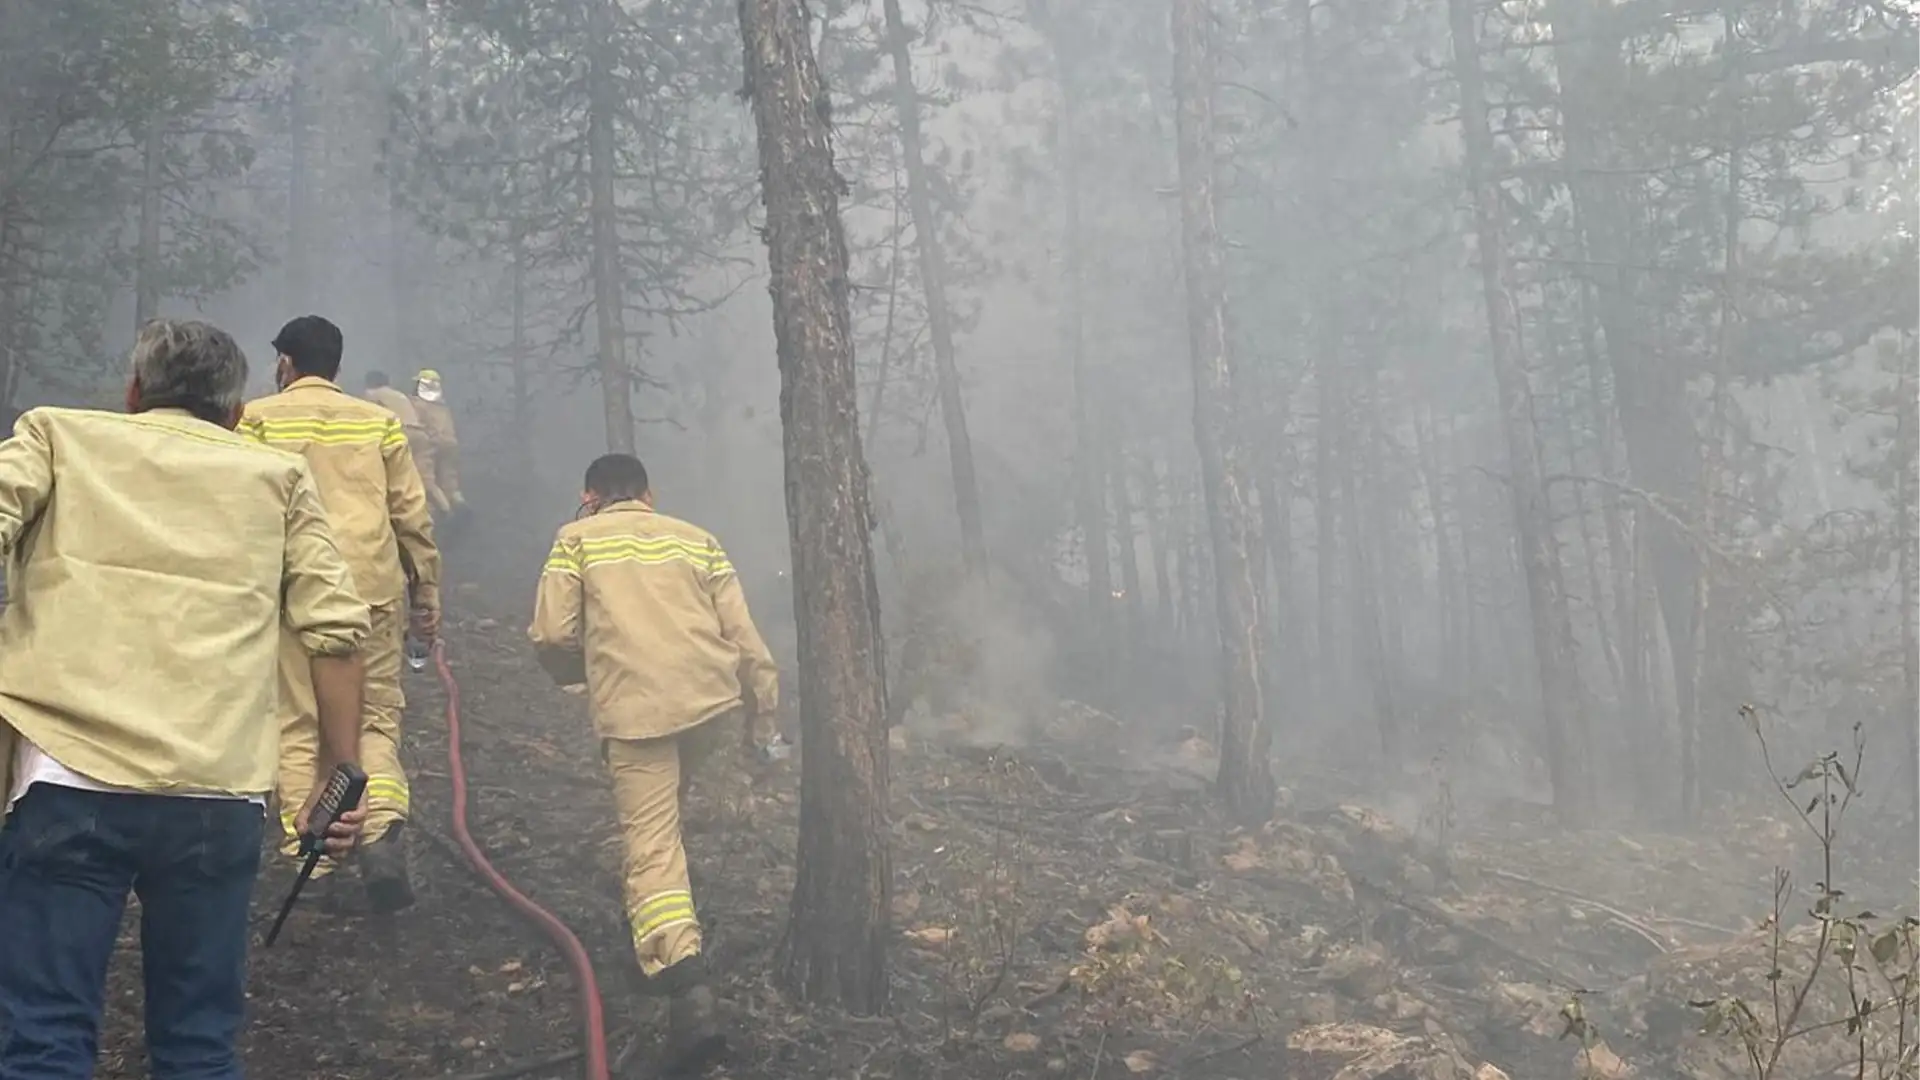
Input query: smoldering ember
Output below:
<box><xmin>0</xmin><ymin>0</ymin><xmax>1915</xmax><ymax>1078</ymax></box>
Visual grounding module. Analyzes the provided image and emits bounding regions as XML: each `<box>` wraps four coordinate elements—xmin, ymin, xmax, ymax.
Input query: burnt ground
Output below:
<box><xmin>93</xmin><ymin>520</ymin><xmax>1920</xmax><ymax>1080</ymax></box>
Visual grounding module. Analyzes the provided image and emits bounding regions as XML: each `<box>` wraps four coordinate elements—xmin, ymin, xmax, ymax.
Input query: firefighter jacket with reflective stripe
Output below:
<box><xmin>241</xmin><ymin>376</ymin><xmax>442</xmax><ymax>613</ymax></box>
<box><xmin>528</xmin><ymin>502</ymin><xmax>780</xmax><ymax>743</ymax></box>
<box><xmin>0</xmin><ymin>407</ymin><xmax>369</xmax><ymax>804</ymax></box>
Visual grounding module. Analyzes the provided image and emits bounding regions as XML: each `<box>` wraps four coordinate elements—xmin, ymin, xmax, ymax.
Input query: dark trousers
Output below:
<box><xmin>0</xmin><ymin>783</ymin><xmax>263</xmax><ymax>1079</ymax></box>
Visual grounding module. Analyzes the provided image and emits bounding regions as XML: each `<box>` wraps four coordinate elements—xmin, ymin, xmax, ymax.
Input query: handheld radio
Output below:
<box><xmin>263</xmin><ymin>762</ymin><xmax>367</xmax><ymax>947</ymax></box>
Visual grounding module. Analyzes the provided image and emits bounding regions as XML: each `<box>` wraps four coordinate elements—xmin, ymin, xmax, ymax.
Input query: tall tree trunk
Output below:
<box><xmin>1050</xmin><ymin>30</ymin><xmax>1115</xmax><ymax>645</ymax></box>
<box><xmin>1110</xmin><ymin>441</ymin><xmax>1146</xmax><ymax>660</ymax></box>
<box><xmin>1895</xmin><ymin>331</ymin><xmax>1918</xmax><ymax>823</ymax></box>
<box><xmin>587</xmin><ymin>0</ymin><xmax>634</xmax><ymax>454</ymax></box>
<box><xmin>1357</xmin><ymin>378</ymin><xmax>1403</xmax><ymax>755</ymax></box>
<box><xmin>1174</xmin><ymin>477</ymin><xmax>1203</xmax><ymax>638</ymax></box>
<box><xmin>1689</xmin><ymin>26</ymin><xmax>1742</xmax><ymax>819</ymax></box>
<box><xmin>1576</xmin><ymin>283</ymin><xmax>1653</xmax><ymax>760</ymax></box>
<box><xmin>1546</xmin><ymin>0</ymin><xmax>1704</xmax><ymax>783</ymax></box>
<box><xmin>382</xmin><ymin>11</ymin><xmax>412</xmax><ymax>367</ymax></box>
<box><xmin>1338</xmin><ymin>402</ymin><xmax>1395</xmax><ymax>758</ymax></box>
<box><xmin>0</xmin><ymin>210</ymin><xmax>18</xmax><ymax>415</ymax></box>
<box><xmin>1146</xmin><ymin>451</ymin><xmax>1176</xmax><ymax>632</ymax></box>
<box><xmin>1254</xmin><ymin>448</ymin><xmax>1293</xmax><ymax>693</ymax></box>
<box><xmin>285</xmin><ymin>55</ymin><xmax>314</xmax><ymax>310</ymax></box>
<box><xmin>880</xmin><ymin>0</ymin><xmax>986</xmax><ymax>577</ymax></box>
<box><xmin>135</xmin><ymin>122</ymin><xmax>163</xmax><ymax>328</ymax></box>
<box><xmin>1414</xmin><ymin>407</ymin><xmax>1462</xmax><ymax>691</ymax></box>
<box><xmin>861</xmin><ymin>170</ymin><xmax>912</xmax><ymax>581</ymax></box>
<box><xmin>1172</xmin><ymin>0</ymin><xmax>1273</xmax><ymax>825</ymax></box>
<box><xmin>1447</xmin><ymin>0</ymin><xmax>1593</xmax><ymax>822</ymax></box>
<box><xmin>1314</xmin><ymin>356</ymin><xmax>1342</xmax><ymax>713</ymax></box>
<box><xmin>1448</xmin><ymin>415</ymin><xmax>1484</xmax><ymax>686</ymax></box>
<box><xmin>1562</xmin><ymin>396</ymin><xmax>1623</xmax><ymax>705</ymax></box>
<box><xmin>739</xmin><ymin>0</ymin><xmax>891</xmax><ymax>1013</ymax></box>
<box><xmin>509</xmin><ymin>227</ymin><xmax>534</xmax><ymax>486</ymax></box>
<box><xmin>863</xmin><ymin>165</ymin><xmax>906</xmax><ymax>447</ymax></box>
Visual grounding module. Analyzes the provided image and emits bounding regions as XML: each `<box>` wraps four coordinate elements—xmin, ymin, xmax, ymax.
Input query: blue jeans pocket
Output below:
<box><xmin>1</xmin><ymin>787</ymin><xmax>110</xmax><ymax>878</ymax></box>
<box><xmin>188</xmin><ymin>801</ymin><xmax>263</xmax><ymax>881</ymax></box>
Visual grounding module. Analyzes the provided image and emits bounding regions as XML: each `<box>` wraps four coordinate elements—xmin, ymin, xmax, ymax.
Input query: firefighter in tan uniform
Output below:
<box><xmin>365</xmin><ymin>369</ymin><xmax>450</xmax><ymax>516</ymax></box>
<box><xmin>528</xmin><ymin>453</ymin><xmax>779</xmax><ymax>1076</ymax></box>
<box><xmin>243</xmin><ymin>316</ymin><xmax>442</xmax><ymax>913</ymax></box>
<box><xmin>411</xmin><ymin>369</ymin><xmax>466</xmax><ymax>520</ymax></box>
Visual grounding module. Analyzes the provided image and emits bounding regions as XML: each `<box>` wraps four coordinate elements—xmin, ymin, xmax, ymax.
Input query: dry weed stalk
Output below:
<box><xmin>1689</xmin><ymin>710</ymin><xmax>1919</xmax><ymax>1080</ymax></box>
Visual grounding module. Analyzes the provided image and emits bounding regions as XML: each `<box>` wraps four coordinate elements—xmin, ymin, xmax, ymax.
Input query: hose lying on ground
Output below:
<box><xmin>434</xmin><ymin>639</ymin><xmax>612</xmax><ymax>1080</ymax></box>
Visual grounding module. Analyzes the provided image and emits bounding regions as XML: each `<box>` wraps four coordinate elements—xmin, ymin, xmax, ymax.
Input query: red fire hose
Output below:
<box><xmin>433</xmin><ymin>640</ymin><xmax>612</xmax><ymax>1080</ymax></box>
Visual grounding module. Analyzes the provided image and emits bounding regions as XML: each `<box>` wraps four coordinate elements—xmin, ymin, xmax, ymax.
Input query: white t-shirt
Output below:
<box><xmin>7</xmin><ymin>740</ymin><xmax>268</xmax><ymax>811</ymax></box>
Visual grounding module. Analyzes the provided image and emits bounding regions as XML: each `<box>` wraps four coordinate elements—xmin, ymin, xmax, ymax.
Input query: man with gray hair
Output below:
<box><xmin>0</xmin><ymin>318</ymin><xmax>371</xmax><ymax>1079</ymax></box>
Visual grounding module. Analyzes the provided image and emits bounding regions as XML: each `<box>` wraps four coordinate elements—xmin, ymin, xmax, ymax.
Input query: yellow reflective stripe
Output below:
<box><xmin>246</xmin><ymin>416</ymin><xmax>396</xmax><ymax>447</ymax></box>
<box><xmin>575</xmin><ymin>535</ymin><xmax>731</xmax><ymax>576</ymax></box>
<box><xmin>365</xmin><ymin>775</ymin><xmax>410</xmax><ymax>808</ymax></box>
<box><xmin>544</xmin><ymin>542</ymin><xmax>582</xmax><ymax>577</ymax></box>
<box><xmin>629</xmin><ymin>890</ymin><xmax>696</xmax><ymax>943</ymax></box>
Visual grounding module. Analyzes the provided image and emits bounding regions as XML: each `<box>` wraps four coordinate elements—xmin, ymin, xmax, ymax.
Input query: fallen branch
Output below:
<box><xmin>1351</xmin><ymin>874</ymin><xmax>1588</xmax><ymax>989</ymax></box>
<box><xmin>1645</xmin><ymin>912</ymin><xmax>1746</xmax><ymax>937</ymax></box>
<box><xmin>1483</xmin><ymin>867</ymin><xmax>1677</xmax><ymax>953</ymax></box>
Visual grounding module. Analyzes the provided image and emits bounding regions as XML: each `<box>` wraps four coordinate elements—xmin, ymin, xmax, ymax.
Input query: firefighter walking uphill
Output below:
<box><xmin>242</xmin><ymin>315</ymin><xmax>442</xmax><ymax>912</ymax></box>
<box><xmin>365</xmin><ymin>369</ymin><xmax>450</xmax><ymax>517</ymax></box>
<box><xmin>528</xmin><ymin>453</ymin><xmax>782</xmax><ymax>1077</ymax></box>
<box><xmin>410</xmin><ymin>368</ymin><xmax>467</xmax><ymax>524</ymax></box>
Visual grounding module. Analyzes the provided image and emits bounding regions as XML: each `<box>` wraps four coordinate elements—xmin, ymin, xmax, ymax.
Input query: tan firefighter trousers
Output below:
<box><xmin>276</xmin><ymin>600</ymin><xmax>410</xmax><ymax>874</ymax></box>
<box><xmin>434</xmin><ymin>448</ymin><xmax>465</xmax><ymax>508</ymax></box>
<box><xmin>605</xmin><ymin>710</ymin><xmax>738</xmax><ymax>976</ymax></box>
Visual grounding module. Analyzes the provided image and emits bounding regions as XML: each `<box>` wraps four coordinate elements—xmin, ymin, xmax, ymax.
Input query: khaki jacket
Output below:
<box><xmin>365</xmin><ymin>385</ymin><xmax>422</xmax><ymax>430</ymax></box>
<box><xmin>528</xmin><ymin>502</ymin><xmax>779</xmax><ymax>742</ymax></box>
<box><xmin>0</xmin><ymin>407</ymin><xmax>369</xmax><ymax>808</ymax></box>
<box><xmin>367</xmin><ymin>385</ymin><xmax>446</xmax><ymax>510</ymax></box>
<box><xmin>414</xmin><ymin>397</ymin><xmax>458</xmax><ymax>453</ymax></box>
<box><xmin>241</xmin><ymin>377</ymin><xmax>441</xmax><ymax>612</ymax></box>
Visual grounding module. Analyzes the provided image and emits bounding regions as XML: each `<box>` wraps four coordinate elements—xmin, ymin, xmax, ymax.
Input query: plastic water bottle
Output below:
<box><xmin>405</xmin><ymin>617</ymin><xmax>430</xmax><ymax>672</ymax></box>
<box><xmin>760</xmin><ymin>733</ymin><xmax>793</xmax><ymax>765</ymax></box>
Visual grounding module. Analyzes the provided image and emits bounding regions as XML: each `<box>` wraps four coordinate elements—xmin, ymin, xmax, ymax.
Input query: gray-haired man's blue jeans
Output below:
<box><xmin>0</xmin><ymin>783</ymin><xmax>263</xmax><ymax>1079</ymax></box>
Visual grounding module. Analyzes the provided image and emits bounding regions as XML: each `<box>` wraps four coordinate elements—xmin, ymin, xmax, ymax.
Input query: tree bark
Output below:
<box><xmin>1414</xmin><ymin>407</ymin><xmax>1462</xmax><ymax>691</ymax></box>
<box><xmin>509</xmin><ymin>227</ymin><xmax>534</xmax><ymax>487</ymax></box>
<box><xmin>1145</xmin><ymin>450</ymin><xmax>1176</xmax><ymax>631</ymax></box>
<box><xmin>135</xmin><ymin>122</ymin><xmax>163</xmax><ymax>328</ymax></box>
<box><xmin>1254</xmin><ymin>447</ymin><xmax>1293</xmax><ymax>693</ymax></box>
<box><xmin>738</xmin><ymin>0</ymin><xmax>892</xmax><ymax>1014</ymax></box>
<box><xmin>1896</xmin><ymin>332</ymin><xmax>1918</xmax><ymax>823</ymax></box>
<box><xmin>587</xmin><ymin>0</ymin><xmax>635</xmax><ymax>454</ymax></box>
<box><xmin>285</xmin><ymin>54</ymin><xmax>314</xmax><ymax>311</ymax></box>
<box><xmin>1313</xmin><ymin>355</ymin><xmax>1342</xmax><ymax>713</ymax></box>
<box><xmin>1172</xmin><ymin>0</ymin><xmax>1273</xmax><ymax>825</ymax></box>
<box><xmin>0</xmin><ymin>210</ymin><xmax>19</xmax><ymax>415</ymax></box>
<box><xmin>1343</xmin><ymin>378</ymin><xmax>1398</xmax><ymax>759</ymax></box>
<box><xmin>1545</xmin><ymin>0</ymin><xmax>1703</xmax><ymax>793</ymax></box>
<box><xmin>880</xmin><ymin>0</ymin><xmax>986</xmax><ymax>577</ymax></box>
<box><xmin>1110</xmin><ymin>439</ymin><xmax>1146</xmax><ymax>661</ymax></box>
<box><xmin>1678</xmin><ymin>2</ymin><xmax>1750</xmax><ymax>817</ymax></box>
<box><xmin>1446</xmin><ymin>0</ymin><xmax>1593</xmax><ymax>822</ymax></box>
<box><xmin>1051</xmin><ymin>30</ymin><xmax>1115</xmax><ymax>645</ymax></box>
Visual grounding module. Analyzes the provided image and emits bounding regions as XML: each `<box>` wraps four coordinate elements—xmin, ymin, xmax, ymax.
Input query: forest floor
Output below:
<box><xmin>95</xmin><ymin>526</ymin><xmax>1918</xmax><ymax>1080</ymax></box>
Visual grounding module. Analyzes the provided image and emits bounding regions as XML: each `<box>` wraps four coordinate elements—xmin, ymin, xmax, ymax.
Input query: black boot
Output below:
<box><xmin>653</xmin><ymin>956</ymin><xmax>726</xmax><ymax>1076</ymax></box>
<box><xmin>358</xmin><ymin>821</ymin><xmax>416</xmax><ymax>914</ymax></box>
